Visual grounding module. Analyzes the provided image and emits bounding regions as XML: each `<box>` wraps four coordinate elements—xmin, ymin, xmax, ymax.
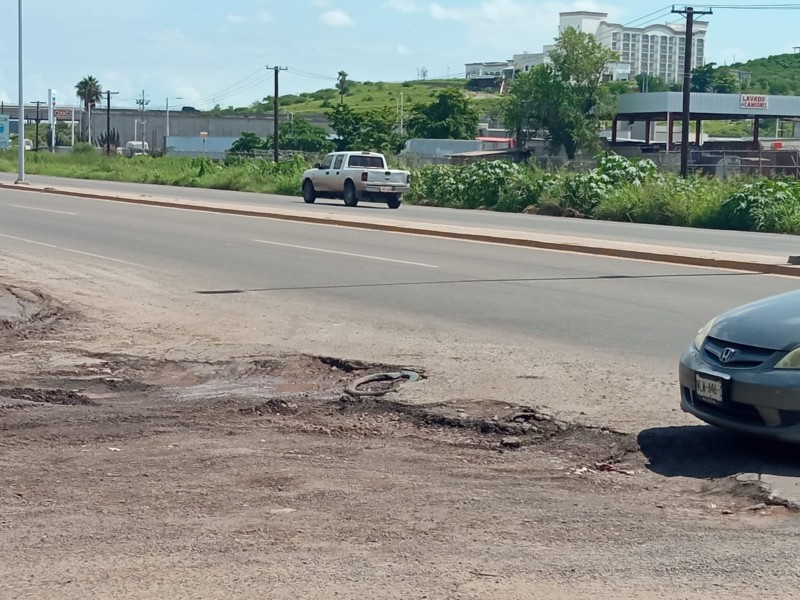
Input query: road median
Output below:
<box><xmin>2</xmin><ymin>180</ymin><xmax>798</xmax><ymax>277</ymax></box>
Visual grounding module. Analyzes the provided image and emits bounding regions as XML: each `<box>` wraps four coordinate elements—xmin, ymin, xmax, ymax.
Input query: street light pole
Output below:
<box><xmin>15</xmin><ymin>0</ymin><xmax>26</xmax><ymax>184</ymax></box>
<box><xmin>166</xmin><ymin>96</ymin><xmax>182</xmax><ymax>138</ymax></box>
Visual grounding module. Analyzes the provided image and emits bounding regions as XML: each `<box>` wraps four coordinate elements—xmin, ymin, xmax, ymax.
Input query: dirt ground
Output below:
<box><xmin>2</xmin><ymin>252</ymin><xmax>800</xmax><ymax>599</ymax></box>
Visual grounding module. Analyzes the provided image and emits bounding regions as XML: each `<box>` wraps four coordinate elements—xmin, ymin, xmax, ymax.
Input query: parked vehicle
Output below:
<box><xmin>680</xmin><ymin>290</ymin><xmax>800</xmax><ymax>442</ymax></box>
<box><xmin>301</xmin><ymin>151</ymin><xmax>411</xmax><ymax>209</ymax></box>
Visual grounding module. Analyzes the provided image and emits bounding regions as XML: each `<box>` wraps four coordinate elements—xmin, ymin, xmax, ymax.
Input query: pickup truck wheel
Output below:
<box><xmin>343</xmin><ymin>181</ymin><xmax>359</xmax><ymax>207</ymax></box>
<box><xmin>302</xmin><ymin>180</ymin><xmax>317</xmax><ymax>204</ymax></box>
<box><xmin>387</xmin><ymin>195</ymin><xmax>402</xmax><ymax>209</ymax></box>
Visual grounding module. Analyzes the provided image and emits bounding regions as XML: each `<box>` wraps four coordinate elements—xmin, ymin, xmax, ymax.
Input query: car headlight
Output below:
<box><xmin>694</xmin><ymin>318</ymin><xmax>717</xmax><ymax>350</ymax></box>
<box><xmin>775</xmin><ymin>348</ymin><xmax>800</xmax><ymax>369</ymax></box>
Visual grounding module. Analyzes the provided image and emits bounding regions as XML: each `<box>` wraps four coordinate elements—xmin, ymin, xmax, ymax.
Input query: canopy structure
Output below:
<box><xmin>614</xmin><ymin>92</ymin><xmax>800</xmax><ymax>148</ymax></box>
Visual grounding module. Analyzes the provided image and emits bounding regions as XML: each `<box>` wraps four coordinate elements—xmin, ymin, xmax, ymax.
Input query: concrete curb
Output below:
<box><xmin>2</xmin><ymin>181</ymin><xmax>798</xmax><ymax>277</ymax></box>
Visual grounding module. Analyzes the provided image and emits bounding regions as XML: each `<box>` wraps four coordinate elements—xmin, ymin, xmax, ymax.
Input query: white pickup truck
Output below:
<box><xmin>301</xmin><ymin>151</ymin><xmax>411</xmax><ymax>209</ymax></box>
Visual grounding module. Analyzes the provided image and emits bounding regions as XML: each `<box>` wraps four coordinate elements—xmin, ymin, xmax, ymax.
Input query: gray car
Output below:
<box><xmin>680</xmin><ymin>290</ymin><xmax>800</xmax><ymax>441</ymax></box>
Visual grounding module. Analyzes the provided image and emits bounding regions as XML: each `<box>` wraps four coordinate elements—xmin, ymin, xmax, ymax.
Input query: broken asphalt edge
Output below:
<box><xmin>2</xmin><ymin>181</ymin><xmax>798</xmax><ymax>278</ymax></box>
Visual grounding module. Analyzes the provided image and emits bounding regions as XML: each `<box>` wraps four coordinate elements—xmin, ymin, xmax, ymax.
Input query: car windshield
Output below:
<box><xmin>348</xmin><ymin>155</ymin><xmax>384</xmax><ymax>169</ymax></box>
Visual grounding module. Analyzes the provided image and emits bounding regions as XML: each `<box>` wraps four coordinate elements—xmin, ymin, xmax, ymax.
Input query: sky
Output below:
<box><xmin>0</xmin><ymin>0</ymin><xmax>798</xmax><ymax>111</ymax></box>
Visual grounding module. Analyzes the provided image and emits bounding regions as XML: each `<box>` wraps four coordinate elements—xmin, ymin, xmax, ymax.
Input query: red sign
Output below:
<box><xmin>741</xmin><ymin>94</ymin><xmax>768</xmax><ymax>110</ymax></box>
<box><xmin>54</xmin><ymin>108</ymin><xmax>72</xmax><ymax>120</ymax></box>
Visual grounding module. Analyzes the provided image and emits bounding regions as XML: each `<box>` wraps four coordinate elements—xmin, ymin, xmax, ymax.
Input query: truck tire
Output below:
<box><xmin>386</xmin><ymin>195</ymin><xmax>402</xmax><ymax>209</ymax></box>
<box><xmin>302</xmin><ymin>180</ymin><xmax>317</xmax><ymax>204</ymax></box>
<box><xmin>344</xmin><ymin>181</ymin><xmax>359</xmax><ymax>207</ymax></box>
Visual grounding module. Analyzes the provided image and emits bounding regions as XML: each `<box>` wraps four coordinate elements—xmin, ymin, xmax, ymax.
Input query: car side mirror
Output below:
<box><xmin>314</xmin><ymin>163</ymin><xmax>322</xmax><ymax>169</ymax></box>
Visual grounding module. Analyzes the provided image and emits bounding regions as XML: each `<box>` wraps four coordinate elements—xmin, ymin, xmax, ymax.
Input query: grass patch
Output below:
<box><xmin>0</xmin><ymin>149</ymin><xmax>308</xmax><ymax>195</ymax></box>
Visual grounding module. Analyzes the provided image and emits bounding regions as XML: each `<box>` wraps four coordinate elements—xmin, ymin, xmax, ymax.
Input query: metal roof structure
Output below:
<box><xmin>617</xmin><ymin>92</ymin><xmax>800</xmax><ymax>121</ymax></box>
<box><xmin>613</xmin><ymin>92</ymin><xmax>800</xmax><ymax>148</ymax></box>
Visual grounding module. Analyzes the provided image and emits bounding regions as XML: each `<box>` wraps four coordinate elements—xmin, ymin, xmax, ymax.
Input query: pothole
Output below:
<box><xmin>0</xmin><ymin>286</ymin><xmax>60</xmax><ymax>335</ymax></box>
<box><xmin>0</xmin><ymin>388</ymin><xmax>96</xmax><ymax>406</ymax></box>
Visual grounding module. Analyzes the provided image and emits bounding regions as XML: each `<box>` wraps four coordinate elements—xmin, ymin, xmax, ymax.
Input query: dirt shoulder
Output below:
<box><xmin>1</xmin><ymin>254</ymin><xmax>799</xmax><ymax>599</ymax></box>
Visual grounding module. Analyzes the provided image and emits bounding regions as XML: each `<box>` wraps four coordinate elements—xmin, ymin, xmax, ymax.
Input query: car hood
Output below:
<box><xmin>710</xmin><ymin>290</ymin><xmax>800</xmax><ymax>351</ymax></box>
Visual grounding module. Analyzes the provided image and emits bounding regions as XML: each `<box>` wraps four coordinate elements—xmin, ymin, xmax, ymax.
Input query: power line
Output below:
<box><xmin>196</xmin><ymin>65</ymin><xmax>269</xmax><ymax>102</ymax></box>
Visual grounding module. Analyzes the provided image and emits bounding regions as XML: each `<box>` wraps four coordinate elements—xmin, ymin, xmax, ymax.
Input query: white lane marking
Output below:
<box><xmin>0</xmin><ymin>234</ymin><xmax>148</xmax><ymax>268</ymax></box>
<box><xmin>253</xmin><ymin>239</ymin><xmax>439</xmax><ymax>269</ymax></box>
<box><xmin>8</xmin><ymin>204</ymin><xmax>78</xmax><ymax>216</ymax></box>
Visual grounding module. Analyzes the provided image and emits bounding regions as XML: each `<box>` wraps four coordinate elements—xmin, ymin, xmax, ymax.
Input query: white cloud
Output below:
<box><xmin>226</xmin><ymin>14</ymin><xmax>245</xmax><ymax>24</ymax></box>
<box><xmin>430</xmin><ymin>0</ymin><xmax>619</xmax><ymax>23</ymax></box>
<box><xmin>257</xmin><ymin>11</ymin><xmax>273</xmax><ymax>23</ymax></box>
<box><xmin>428</xmin><ymin>0</ymin><xmax>621</xmax><ymax>52</ymax></box>
<box><xmin>311</xmin><ymin>0</ymin><xmax>332</xmax><ymax>7</ymax></box>
<box><xmin>319</xmin><ymin>9</ymin><xmax>355</xmax><ymax>27</ymax></box>
<box><xmin>397</xmin><ymin>44</ymin><xmax>412</xmax><ymax>55</ymax></box>
<box><xmin>386</xmin><ymin>0</ymin><xmax>419</xmax><ymax>11</ymax></box>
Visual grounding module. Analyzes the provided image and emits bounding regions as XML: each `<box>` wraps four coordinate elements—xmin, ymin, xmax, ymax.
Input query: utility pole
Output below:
<box><xmin>672</xmin><ymin>5</ymin><xmax>712</xmax><ymax>177</ymax></box>
<box><xmin>136</xmin><ymin>90</ymin><xmax>150</xmax><ymax>153</ymax></box>
<box><xmin>267</xmin><ymin>65</ymin><xmax>287</xmax><ymax>163</ymax></box>
<box><xmin>105</xmin><ymin>90</ymin><xmax>118</xmax><ymax>155</ymax></box>
<box><xmin>32</xmin><ymin>100</ymin><xmax>42</xmax><ymax>152</ymax></box>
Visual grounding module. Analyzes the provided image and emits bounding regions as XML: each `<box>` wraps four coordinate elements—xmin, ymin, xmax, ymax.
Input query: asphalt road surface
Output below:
<box><xmin>2</xmin><ymin>171</ymin><xmax>800</xmax><ymax>258</ymax></box>
<box><xmin>0</xmin><ymin>184</ymin><xmax>796</xmax><ymax>365</ymax></box>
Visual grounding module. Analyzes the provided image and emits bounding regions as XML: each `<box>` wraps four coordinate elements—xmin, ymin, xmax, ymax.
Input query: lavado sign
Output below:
<box><xmin>741</xmin><ymin>94</ymin><xmax>768</xmax><ymax>110</ymax></box>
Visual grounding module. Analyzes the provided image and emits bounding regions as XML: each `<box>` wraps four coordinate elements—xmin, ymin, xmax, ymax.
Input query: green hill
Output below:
<box><xmin>730</xmin><ymin>52</ymin><xmax>800</xmax><ymax>96</ymax></box>
<box><xmin>209</xmin><ymin>79</ymin><xmax>503</xmax><ymax>118</ymax></box>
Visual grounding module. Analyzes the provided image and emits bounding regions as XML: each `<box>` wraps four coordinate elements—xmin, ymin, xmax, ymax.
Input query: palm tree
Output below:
<box><xmin>336</xmin><ymin>71</ymin><xmax>350</xmax><ymax>104</ymax></box>
<box><xmin>75</xmin><ymin>75</ymin><xmax>102</xmax><ymax>143</ymax></box>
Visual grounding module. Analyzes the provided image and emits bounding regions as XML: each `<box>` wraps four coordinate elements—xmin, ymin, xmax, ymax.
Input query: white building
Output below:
<box><xmin>467</xmin><ymin>11</ymin><xmax>707</xmax><ymax>86</ymax></box>
<box><xmin>559</xmin><ymin>11</ymin><xmax>707</xmax><ymax>84</ymax></box>
<box><xmin>465</xmin><ymin>61</ymin><xmax>512</xmax><ymax>79</ymax></box>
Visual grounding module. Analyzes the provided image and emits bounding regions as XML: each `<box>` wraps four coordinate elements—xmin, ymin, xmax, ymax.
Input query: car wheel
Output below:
<box><xmin>302</xmin><ymin>180</ymin><xmax>316</xmax><ymax>204</ymax></box>
<box><xmin>344</xmin><ymin>181</ymin><xmax>359</xmax><ymax>207</ymax></box>
<box><xmin>386</xmin><ymin>195</ymin><xmax>402</xmax><ymax>209</ymax></box>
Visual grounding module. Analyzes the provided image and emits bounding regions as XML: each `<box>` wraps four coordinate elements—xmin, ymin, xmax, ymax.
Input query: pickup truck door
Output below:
<box><xmin>313</xmin><ymin>154</ymin><xmax>335</xmax><ymax>191</ymax></box>
<box><xmin>330</xmin><ymin>154</ymin><xmax>346</xmax><ymax>192</ymax></box>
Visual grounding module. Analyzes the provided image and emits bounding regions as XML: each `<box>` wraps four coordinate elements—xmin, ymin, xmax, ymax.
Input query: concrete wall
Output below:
<box><xmin>0</xmin><ymin>105</ymin><xmax>330</xmax><ymax>151</ymax></box>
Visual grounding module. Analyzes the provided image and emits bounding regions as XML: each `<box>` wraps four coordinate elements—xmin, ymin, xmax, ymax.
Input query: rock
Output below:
<box><xmin>746</xmin><ymin>503</ymin><xmax>767</xmax><ymax>511</ymax></box>
<box><xmin>736</xmin><ymin>473</ymin><xmax>760</xmax><ymax>484</ymax></box>
<box><xmin>501</xmin><ymin>437</ymin><xmax>522</xmax><ymax>449</ymax></box>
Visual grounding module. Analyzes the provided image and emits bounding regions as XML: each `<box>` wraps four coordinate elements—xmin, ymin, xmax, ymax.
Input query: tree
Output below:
<box><xmin>712</xmin><ymin>68</ymin><xmax>739</xmax><ymax>93</ymax></box>
<box><xmin>635</xmin><ymin>74</ymin><xmax>670</xmax><ymax>93</ymax></box>
<box><xmin>327</xmin><ymin>104</ymin><xmax>404</xmax><ymax>154</ymax></box>
<box><xmin>406</xmin><ymin>89</ymin><xmax>479</xmax><ymax>140</ymax></box>
<box><xmin>501</xmin><ymin>27</ymin><xmax>617</xmax><ymax>158</ymax></box>
<box><xmin>265</xmin><ymin>117</ymin><xmax>334</xmax><ymax>153</ymax></box>
<box><xmin>336</xmin><ymin>71</ymin><xmax>350</xmax><ymax>104</ymax></box>
<box><xmin>358</xmin><ymin>107</ymin><xmax>405</xmax><ymax>154</ymax></box>
<box><xmin>75</xmin><ymin>75</ymin><xmax>102</xmax><ymax>142</ymax></box>
<box><xmin>229</xmin><ymin>131</ymin><xmax>263</xmax><ymax>154</ymax></box>
<box><xmin>327</xmin><ymin>104</ymin><xmax>363</xmax><ymax>151</ymax></box>
<box><xmin>691</xmin><ymin>63</ymin><xmax>716</xmax><ymax>92</ymax></box>
<box><xmin>75</xmin><ymin>75</ymin><xmax>102</xmax><ymax>112</ymax></box>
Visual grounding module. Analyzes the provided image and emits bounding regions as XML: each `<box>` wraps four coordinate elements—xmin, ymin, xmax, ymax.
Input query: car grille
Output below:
<box><xmin>702</xmin><ymin>336</ymin><xmax>776</xmax><ymax>369</ymax></box>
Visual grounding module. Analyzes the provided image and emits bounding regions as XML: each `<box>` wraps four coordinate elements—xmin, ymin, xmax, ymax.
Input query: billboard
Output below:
<box><xmin>741</xmin><ymin>94</ymin><xmax>768</xmax><ymax>110</ymax></box>
<box><xmin>0</xmin><ymin>115</ymin><xmax>9</xmax><ymax>150</ymax></box>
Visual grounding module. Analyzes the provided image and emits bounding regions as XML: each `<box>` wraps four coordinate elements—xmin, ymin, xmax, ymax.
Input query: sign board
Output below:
<box><xmin>199</xmin><ymin>131</ymin><xmax>208</xmax><ymax>138</ymax></box>
<box><xmin>0</xmin><ymin>115</ymin><xmax>9</xmax><ymax>150</ymax></box>
<box><xmin>54</xmin><ymin>108</ymin><xmax>72</xmax><ymax>120</ymax></box>
<box><xmin>741</xmin><ymin>94</ymin><xmax>768</xmax><ymax>110</ymax></box>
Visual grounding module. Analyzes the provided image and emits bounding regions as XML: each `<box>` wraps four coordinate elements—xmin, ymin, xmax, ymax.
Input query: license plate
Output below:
<box><xmin>380</xmin><ymin>186</ymin><xmax>393</xmax><ymax>193</ymax></box>
<box><xmin>696</xmin><ymin>374</ymin><xmax>724</xmax><ymax>404</ymax></box>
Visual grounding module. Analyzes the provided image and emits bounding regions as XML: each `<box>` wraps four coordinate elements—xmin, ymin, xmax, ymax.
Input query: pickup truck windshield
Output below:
<box><xmin>348</xmin><ymin>155</ymin><xmax>385</xmax><ymax>169</ymax></box>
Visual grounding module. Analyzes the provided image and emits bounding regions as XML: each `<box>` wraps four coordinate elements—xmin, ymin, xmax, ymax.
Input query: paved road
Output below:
<box><xmin>0</xmin><ymin>185</ymin><xmax>797</xmax><ymax>364</ymax></box>
<box><xmin>2</xmin><ymin>172</ymin><xmax>799</xmax><ymax>258</ymax></box>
